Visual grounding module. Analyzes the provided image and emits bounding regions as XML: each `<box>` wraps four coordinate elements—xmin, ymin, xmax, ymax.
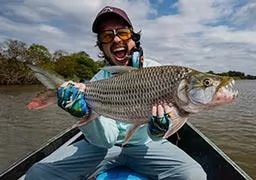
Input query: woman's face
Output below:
<box><xmin>98</xmin><ymin>17</ymin><xmax>135</xmax><ymax>65</ymax></box>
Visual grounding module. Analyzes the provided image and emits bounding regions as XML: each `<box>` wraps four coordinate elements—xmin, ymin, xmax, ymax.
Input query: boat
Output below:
<box><xmin>0</xmin><ymin>122</ymin><xmax>252</xmax><ymax>180</ymax></box>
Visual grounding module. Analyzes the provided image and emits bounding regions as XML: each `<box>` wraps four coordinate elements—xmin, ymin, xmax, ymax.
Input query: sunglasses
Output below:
<box><xmin>98</xmin><ymin>28</ymin><xmax>133</xmax><ymax>44</ymax></box>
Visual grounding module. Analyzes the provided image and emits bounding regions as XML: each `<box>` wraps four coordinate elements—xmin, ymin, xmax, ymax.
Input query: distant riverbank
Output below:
<box><xmin>1</xmin><ymin>39</ymin><xmax>255</xmax><ymax>86</ymax></box>
<box><xmin>1</xmin><ymin>60</ymin><xmax>255</xmax><ymax>86</ymax></box>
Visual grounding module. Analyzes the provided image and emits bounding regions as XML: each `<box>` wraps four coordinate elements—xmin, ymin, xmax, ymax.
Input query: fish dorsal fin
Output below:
<box><xmin>101</xmin><ymin>66</ymin><xmax>137</xmax><ymax>75</ymax></box>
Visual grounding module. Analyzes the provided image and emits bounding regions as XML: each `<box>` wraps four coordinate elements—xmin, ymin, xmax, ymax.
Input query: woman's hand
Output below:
<box><xmin>148</xmin><ymin>102</ymin><xmax>178</xmax><ymax>137</ymax></box>
<box><xmin>57</xmin><ymin>81</ymin><xmax>89</xmax><ymax>118</ymax></box>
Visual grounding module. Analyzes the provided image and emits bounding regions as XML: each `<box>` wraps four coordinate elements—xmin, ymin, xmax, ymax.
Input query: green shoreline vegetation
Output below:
<box><xmin>206</xmin><ymin>70</ymin><xmax>256</xmax><ymax>80</ymax></box>
<box><xmin>0</xmin><ymin>39</ymin><xmax>255</xmax><ymax>86</ymax></box>
<box><xmin>0</xmin><ymin>39</ymin><xmax>106</xmax><ymax>85</ymax></box>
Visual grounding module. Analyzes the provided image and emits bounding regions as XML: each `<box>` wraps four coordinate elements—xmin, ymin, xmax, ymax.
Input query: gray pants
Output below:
<box><xmin>25</xmin><ymin>139</ymin><xmax>206</xmax><ymax>180</ymax></box>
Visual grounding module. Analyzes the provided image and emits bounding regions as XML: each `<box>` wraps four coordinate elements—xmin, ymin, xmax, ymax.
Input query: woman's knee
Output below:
<box><xmin>24</xmin><ymin>162</ymin><xmax>64</xmax><ymax>180</ymax></box>
<box><xmin>158</xmin><ymin>162</ymin><xmax>207</xmax><ymax>180</ymax></box>
<box><xmin>181</xmin><ymin>165</ymin><xmax>207</xmax><ymax>180</ymax></box>
<box><xmin>25</xmin><ymin>163</ymin><xmax>47</xmax><ymax>180</ymax></box>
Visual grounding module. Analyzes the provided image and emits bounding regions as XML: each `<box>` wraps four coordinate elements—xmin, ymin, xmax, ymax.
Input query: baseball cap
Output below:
<box><xmin>92</xmin><ymin>6</ymin><xmax>133</xmax><ymax>33</ymax></box>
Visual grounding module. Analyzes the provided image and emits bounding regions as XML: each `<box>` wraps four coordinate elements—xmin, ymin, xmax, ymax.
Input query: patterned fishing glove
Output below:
<box><xmin>57</xmin><ymin>82</ymin><xmax>89</xmax><ymax>118</ymax></box>
<box><xmin>148</xmin><ymin>104</ymin><xmax>174</xmax><ymax>137</ymax></box>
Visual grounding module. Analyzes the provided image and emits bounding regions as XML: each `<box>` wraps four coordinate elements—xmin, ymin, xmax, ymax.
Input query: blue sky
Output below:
<box><xmin>1</xmin><ymin>0</ymin><xmax>256</xmax><ymax>75</ymax></box>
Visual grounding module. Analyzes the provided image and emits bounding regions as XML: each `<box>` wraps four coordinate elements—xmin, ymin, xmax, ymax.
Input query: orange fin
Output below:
<box><xmin>163</xmin><ymin>115</ymin><xmax>188</xmax><ymax>138</ymax></box>
<box><xmin>27</xmin><ymin>89</ymin><xmax>57</xmax><ymax>110</ymax></box>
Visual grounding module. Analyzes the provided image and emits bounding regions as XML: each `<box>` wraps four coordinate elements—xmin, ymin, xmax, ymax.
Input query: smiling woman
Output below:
<box><xmin>20</xmin><ymin>5</ymin><xmax>208</xmax><ymax>180</ymax></box>
<box><xmin>95</xmin><ymin>15</ymin><xmax>136</xmax><ymax>66</ymax></box>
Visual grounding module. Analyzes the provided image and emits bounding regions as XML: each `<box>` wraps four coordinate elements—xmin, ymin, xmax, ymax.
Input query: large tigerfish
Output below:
<box><xmin>27</xmin><ymin>64</ymin><xmax>238</xmax><ymax>145</ymax></box>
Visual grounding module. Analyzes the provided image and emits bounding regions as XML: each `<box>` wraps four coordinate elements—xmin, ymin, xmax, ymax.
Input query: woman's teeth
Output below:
<box><xmin>113</xmin><ymin>47</ymin><xmax>126</xmax><ymax>58</ymax></box>
<box><xmin>113</xmin><ymin>47</ymin><xmax>125</xmax><ymax>52</ymax></box>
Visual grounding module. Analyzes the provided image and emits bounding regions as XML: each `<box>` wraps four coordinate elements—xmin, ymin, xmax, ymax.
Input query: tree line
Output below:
<box><xmin>207</xmin><ymin>70</ymin><xmax>256</xmax><ymax>80</ymax></box>
<box><xmin>0</xmin><ymin>39</ymin><xmax>106</xmax><ymax>85</ymax></box>
<box><xmin>0</xmin><ymin>39</ymin><xmax>255</xmax><ymax>86</ymax></box>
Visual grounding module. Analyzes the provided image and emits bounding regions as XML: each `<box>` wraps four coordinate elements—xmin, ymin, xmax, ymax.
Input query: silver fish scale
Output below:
<box><xmin>84</xmin><ymin>66</ymin><xmax>192</xmax><ymax>124</ymax></box>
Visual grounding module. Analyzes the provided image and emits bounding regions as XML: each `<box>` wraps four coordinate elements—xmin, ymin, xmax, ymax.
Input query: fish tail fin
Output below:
<box><xmin>163</xmin><ymin>116</ymin><xmax>188</xmax><ymax>138</ymax></box>
<box><xmin>26</xmin><ymin>64</ymin><xmax>64</xmax><ymax>89</ymax></box>
<box><xmin>26</xmin><ymin>89</ymin><xmax>57</xmax><ymax>110</ymax></box>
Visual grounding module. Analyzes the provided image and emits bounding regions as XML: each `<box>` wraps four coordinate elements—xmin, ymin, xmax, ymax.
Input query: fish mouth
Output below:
<box><xmin>208</xmin><ymin>80</ymin><xmax>238</xmax><ymax>107</ymax></box>
<box><xmin>111</xmin><ymin>45</ymin><xmax>128</xmax><ymax>62</ymax></box>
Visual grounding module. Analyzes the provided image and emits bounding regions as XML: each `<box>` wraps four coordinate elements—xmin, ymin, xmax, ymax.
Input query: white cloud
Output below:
<box><xmin>178</xmin><ymin>0</ymin><xmax>218</xmax><ymax>22</ymax></box>
<box><xmin>38</xmin><ymin>24</ymin><xmax>65</xmax><ymax>36</ymax></box>
<box><xmin>230</xmin><ymin>2</ymin><xmax>256</xmax><ymax>29</ymax></box>
<box><xmin>0</xmin><ymin>0</ymin><xmax>255</xmax><ymax>75</ymax></box>
<box><xmin>206</xmin><ymin>27</ymin><xmax>256</xmax><ymax>44</ymax></box>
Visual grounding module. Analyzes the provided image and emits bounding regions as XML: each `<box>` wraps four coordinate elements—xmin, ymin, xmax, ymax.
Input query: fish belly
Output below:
<box><xmin>84</xmin><ymin>66</ymin><xmax>185</xmax><ymax>123</ymax></box>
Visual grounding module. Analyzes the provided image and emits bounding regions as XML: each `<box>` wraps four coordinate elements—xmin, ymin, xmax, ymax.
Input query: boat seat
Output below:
<box><xmin>97</xmin><ymin>166</ymin><xmax>148</xmax><ymax>180</ymax></box>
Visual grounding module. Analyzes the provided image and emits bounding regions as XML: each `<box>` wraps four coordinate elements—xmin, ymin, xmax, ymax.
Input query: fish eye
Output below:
<box><xmin>203</xmin><ymin>78</ymin><xmax>212</xmax><ymax>87</ymax></box>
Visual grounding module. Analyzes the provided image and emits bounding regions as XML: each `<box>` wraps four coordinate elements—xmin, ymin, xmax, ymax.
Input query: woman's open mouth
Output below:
<box><xmin>111</xmin><ymin>46</ymin><xmax>128</xmax><ymax>61</ymax></box>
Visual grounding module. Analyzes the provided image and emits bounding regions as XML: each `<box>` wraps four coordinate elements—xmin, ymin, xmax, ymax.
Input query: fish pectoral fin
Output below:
<box><xmin>72</xmin><ymin>111</ymin><xmax>99</xmax><ymax>128</ymax></box>
<box><xmin>101</xmin><ymin>66</ymin><xmax>137</xmax><ymax>75</ymax></box>
<box><xmin>122</xmin><ymin>124</ymin><xmax>144</xmax><ymax>146</ymax></box>
<box><xmin>163</xmin><ymin>115</ymin><xmax>188</xmax><ymax>139</ymax></box>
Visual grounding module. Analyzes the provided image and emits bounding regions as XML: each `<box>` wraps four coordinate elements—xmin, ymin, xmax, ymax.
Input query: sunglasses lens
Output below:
<box><xmin>99</xmin><ymin>31</ymin><xmax>114</xmax><ymax>43</ymax></box>
<box><xmin>117</xmin><ymin>29</ymin><xmax>132</xmax><ymax>41</ymax></box>
<box><xmin>99</xmin><ymin>28</ymin><xmax>132</xmax><ymax>43</ymax></box>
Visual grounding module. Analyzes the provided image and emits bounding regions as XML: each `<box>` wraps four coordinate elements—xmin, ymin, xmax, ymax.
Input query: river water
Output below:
<box><xmin>0</xmin><ymin>80</ymin><xmax>255</xmax><ymax>178</ymax></box>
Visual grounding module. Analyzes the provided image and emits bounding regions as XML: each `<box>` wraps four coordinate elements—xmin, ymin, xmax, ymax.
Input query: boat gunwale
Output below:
<box><xmin>0</xmin><ymin>127</ymin><xmax>80</xmax><ymax>180</ymax></box>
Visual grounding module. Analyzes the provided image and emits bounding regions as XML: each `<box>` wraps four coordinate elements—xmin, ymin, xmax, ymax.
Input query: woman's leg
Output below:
<box><xmin>123</xmin><ymin>140</ymin><xmax>207</xmax><ymax>180</ymax></box>
<box><xmin>25</xmin><ymin>140</ymin><xmax>122</xmax><ymax>180</ymax></box>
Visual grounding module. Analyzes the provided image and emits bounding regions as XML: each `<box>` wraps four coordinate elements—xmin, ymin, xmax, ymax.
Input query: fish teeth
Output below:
<box><xmin>222</xmin><ymin>80</ymin><xmax>238</xmax><ymax>99</ymax></box>
<box><xmin>225</xmin><ymin>80</ymin><xmax>236</xmax><ymax>92</ymax></box>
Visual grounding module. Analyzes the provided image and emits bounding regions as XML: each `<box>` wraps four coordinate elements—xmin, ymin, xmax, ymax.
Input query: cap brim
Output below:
<box><xmin>92</xmin><ymin>12</ymin><xmax>132</xmax><ymax>33</ymax></box>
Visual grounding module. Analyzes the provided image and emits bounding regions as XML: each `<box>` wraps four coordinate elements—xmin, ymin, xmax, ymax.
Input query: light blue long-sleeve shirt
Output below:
<box><xmin>78</xmin><ymin>58</ymin><xmax>161</xmax><ymax>148</ymax></box>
